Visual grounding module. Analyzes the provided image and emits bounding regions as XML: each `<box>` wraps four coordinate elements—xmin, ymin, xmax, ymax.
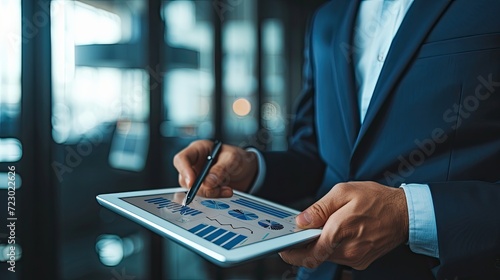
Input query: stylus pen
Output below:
<box><xmin>182</xmin><ymin>140</ymin><xmax>223</xmax><ymax>206</ymax></box>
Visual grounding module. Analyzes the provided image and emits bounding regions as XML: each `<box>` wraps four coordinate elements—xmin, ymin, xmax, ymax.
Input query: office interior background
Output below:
<box><xmin>0</xmin><ymin>0</ymin><xmax>328</xmax><ymax>279</ymax></box>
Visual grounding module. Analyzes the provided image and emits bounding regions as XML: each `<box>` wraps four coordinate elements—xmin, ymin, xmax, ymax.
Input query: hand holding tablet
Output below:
<box><xmin>96</xmin><ymin>188</ymin><xmax>321</xmax><ymax>267</ymax></box>
<box><xmin>98</xmin><ymin>140</ymin><xmax>321</xmax><ymax>266</ymax></box>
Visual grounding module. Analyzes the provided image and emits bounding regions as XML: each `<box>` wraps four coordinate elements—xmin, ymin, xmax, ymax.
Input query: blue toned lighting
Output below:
<box><xmin>95</xmin><ymin>234</ymin><xmax>123</xmax><ymax>266</ymax></box>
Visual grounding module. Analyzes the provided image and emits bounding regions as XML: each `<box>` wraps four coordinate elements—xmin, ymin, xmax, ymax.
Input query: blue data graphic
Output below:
<box><xmin>201</xmin><ymin>200</ymin><xmax>230</xmax><ymax>210</ymax></box>
<box><xmin>189</xmin><ymin>223</ymin><xmax>248</xmax><ymax>249</ymax></box>
<box><xmin>258</xmin><ymin>219</ymin><xmax>284</xmax><ymax>230</ymax></box>
<box><xmin>144</xmin><ymin>197</ymin><xmax>202</xmax><ymax>216</ymax></box>
<box><xmin>206</xmin><ymin>216</ymin><xmax>254</xmax><ymax>234</ymax></box>
<box><xmin>228</xmin><ymin>209</ymin><xmax>258</xmax><ymax>221</ymax></box>
<box><xmin>231</xmin><ymin>198</ymin><xmax>292</xmax><ymax>219</ymax></box>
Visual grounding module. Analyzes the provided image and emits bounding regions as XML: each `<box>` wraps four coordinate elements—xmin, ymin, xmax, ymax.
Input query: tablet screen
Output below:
<box><xmin>121</xmin><ymin>192</ymin><xmax>301</xmax><ymax>250</ymax></box>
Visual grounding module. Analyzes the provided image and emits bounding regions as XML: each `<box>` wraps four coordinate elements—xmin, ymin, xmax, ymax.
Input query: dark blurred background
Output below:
<box><xmin>0</xmin><ymin>0</ymin><xmax>328</xmax><ymax>279</ymax></box>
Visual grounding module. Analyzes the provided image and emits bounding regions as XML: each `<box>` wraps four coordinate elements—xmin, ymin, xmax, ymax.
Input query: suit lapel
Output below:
<box><xmin>351</xmin><ymin>0</ymin><xmax>454</xmax><ymax>155</ymax></box>
<box><xmin>331</xmin><ymin>0</ymin><xmax>362</xmax><ymax>149</ymax></box>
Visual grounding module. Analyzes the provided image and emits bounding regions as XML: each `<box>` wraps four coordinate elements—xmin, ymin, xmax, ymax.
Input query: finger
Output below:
<box><xmin>198</xmin><ymin>173</ymin><xmax>227</xmax><ymax>198</ymax></box>
<box><xmin>279</xmin><ymin>242</ymin><xmax>319</xmax><ymax>268</ymax></box>
<box><xmin>279</xmin><ymin>234</ymin><xmax>336</xmax><ymax>269</ymax></box>
<box><xmin>220</xmin><ymin>186</ymin><xmax>233</xmax><ymax>197</ymax></box>
<box><xmin>195</xmin><ymin>159</ymin><xmax>237</xmax><ymax>198</ymax></box>
<box><xmin>325</xmin><ymin>204</ymin><xmax>379</xmax><ymax>270</ymax></box>
<box><xmin>201</xmin><ymin>156</ymin><xmax>234</xmax><ymax>188</ymax></box>
<box><xmin>173</xmin><ymin>140</ymin><xmax>212</xmax><ymax>187</ymax></box>
<box><xmin>296</xmin><ymin>183</ymin><xmax>350</xmax><ymax>228</ymax></box>
<box><xmin>280</xmin><ymin>246</ymin><xmax>319</xmax><ymax>268</ymax></box>
<box><xmin>214</xmin><ymin>147</ymin><xmax>245</xmax><ymax>178</ymax></box>
<box><xmin>178</xmin><ymin>173</ymin><xmax>186</xmax><ymax>188</ymax></box>
<box><xmin>173</xmin><ymin>152</ymin><xmax>197</xmax><ymax>188</ymax></box>
<box><xmin>195</xmin><ymin>185</ymin><xmax>230</xmax><ymax>197</ymax></box>
<box><xmin>280</xmin><ymin>212</ymin><xmax>346</xmax><ymax>268</ymax></box>
<box><xmin>197</xmin><ymin>185</ymin><xmax>222</xmax><ymax>198</ymax></box>
<box><xmin>195</xmin><ymin>164</ymin><xmax>231</xmax><ymax>198</ymax></box>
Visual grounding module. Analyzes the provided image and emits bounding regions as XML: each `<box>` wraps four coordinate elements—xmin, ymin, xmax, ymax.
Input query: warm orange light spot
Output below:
<box><xmin>232</xmin><ymin>98</ymin><xmax>252</xmax><ymax>117</ymax></box>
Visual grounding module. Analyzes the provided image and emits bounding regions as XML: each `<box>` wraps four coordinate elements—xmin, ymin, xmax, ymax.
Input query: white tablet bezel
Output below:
<box><xmin>96</xmin><ymin>187</ymin><xmax>321</xmax><ymax>267</ymax></box>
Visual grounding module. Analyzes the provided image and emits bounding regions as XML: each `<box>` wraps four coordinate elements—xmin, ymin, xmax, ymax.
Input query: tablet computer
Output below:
<box><xmin>96</xmin><ymin>187</ymin><xmax>321</xmax><ymax>267</ymax></box>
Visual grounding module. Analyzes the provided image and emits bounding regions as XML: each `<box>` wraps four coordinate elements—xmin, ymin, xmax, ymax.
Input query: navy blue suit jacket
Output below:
<box><xmin>255</xmin><ymin>0</ymin><xmax>500</xmax><ymax>279</ymax></box>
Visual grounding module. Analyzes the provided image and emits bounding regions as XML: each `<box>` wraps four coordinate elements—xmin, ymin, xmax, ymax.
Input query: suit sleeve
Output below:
<box><xmin>253</xmin><ymin>16</ymin><xmax>326</xmax><ymax>204</ymax></box>
<box><xmin>428</xmin><ymin>181</ymin><xmax>500</xmax><ymax>279</ymax></box>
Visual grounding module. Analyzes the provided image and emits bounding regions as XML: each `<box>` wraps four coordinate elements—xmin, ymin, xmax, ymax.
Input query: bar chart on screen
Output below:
<box><xmin>189</xmin><ymin>223</ymin><xmax>248</xmax><ymax>249</ymax></box>
<box><xmin>230</xmin><ymin>198</ymin><xmax>292</xmax><ymax>219</ymax></box>
<box><xmin>144</xmin><ymin>197</ymin><xmax>203</xmax><ymax>216</ymax></box>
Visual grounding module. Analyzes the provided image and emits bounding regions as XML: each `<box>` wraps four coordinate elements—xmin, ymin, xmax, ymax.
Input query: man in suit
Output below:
<box><xmin>174</xmin><ymin>0</ymin><xmax>500</xmax><ymax>279</ymax></box>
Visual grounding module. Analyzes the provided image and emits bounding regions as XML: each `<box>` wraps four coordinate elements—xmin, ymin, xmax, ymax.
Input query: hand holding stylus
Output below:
<box><xmin>174</xmin><ymin>140</ymin><xmax>259</xmax><ymax>201</ymax></box>
<box><xmin>182</xmin><ymin>140</ymin><xmax>223</xmax><ymax>206</ymax></box>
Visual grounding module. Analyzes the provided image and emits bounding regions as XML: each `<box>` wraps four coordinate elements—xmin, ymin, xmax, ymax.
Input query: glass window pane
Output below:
<box><xmin>0</xmin><ymin>138</ymin><xmax>22</xmax><ymax>162</ymax></box>
<box><xmin>0</xmin><ymin>0</ymin><xmax>22</xmax><ymax>138</ymax></box>
<box><xmin>0</xmin><ymin>172</ymin><xmax>22</xmax><ymax>190</ymax></box>
<box><xmin>50</xmin><ymin>1</ymin><xmax>151</xmax><ymax>279</ymax></box>
<box><xmin>0</xmin><ymin>0</ymin><xmax>22</xmax><ymax>117</ymax></box>
<box><xmin>51</xmin><ymin>0</ymin><xmax>149</xmax><ymax>144</ymax></box>
<box><xmin>262</xmin><ymin>19</ymin><xmax>287</xmax><ymax>150</ymax></box>
<box><xmin>73</xmin><ymin>1</ymin><xmax>123</xmax><ymax>45</ymax></box>
<box><xmin>221</xmin><ymin>1</ymin><xmax>258</xmax><ymax>144</ymax></box>
<box><xmin>162</xmin><ymin>0</ymin><xmax>214</xmax><ymax>138</ymax></box>
<box><xmin>0</xmin><ymin>0</ymin><xmax>23</xmax><ymax>163</ymax></box>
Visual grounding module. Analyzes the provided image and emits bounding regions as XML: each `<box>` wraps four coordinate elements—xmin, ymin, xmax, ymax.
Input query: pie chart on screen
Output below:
<box><xmin>228</xmin><ymin>209</ymin><xmax>258</xmax><ymax>220</ymax></box>
<box><xmin>201</xmin><ymin>200</ymin><xmax>230</xmax><ymax>210</ymax></box>
<box><xmin>258</xmin><ymin>219</ymin><xmax>284</xmax><ymax>230</ymax></box>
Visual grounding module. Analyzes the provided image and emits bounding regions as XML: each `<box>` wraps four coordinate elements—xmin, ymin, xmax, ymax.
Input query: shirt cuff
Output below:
<box><xmin>245</xmin><ymin>147</ymin><xmax>266</xmax><ymax>194</ymax></box>
<box><xmin>400</xmin><ymin>183</ymin><xmax>440</xmax><ymax>258</ymax></box>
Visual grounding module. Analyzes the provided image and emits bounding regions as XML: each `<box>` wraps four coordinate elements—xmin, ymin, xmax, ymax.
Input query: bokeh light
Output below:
<box><xmin>232</xmin><ymin>98</ymin><xmax>252</xmax><ymax>117</ymax></box>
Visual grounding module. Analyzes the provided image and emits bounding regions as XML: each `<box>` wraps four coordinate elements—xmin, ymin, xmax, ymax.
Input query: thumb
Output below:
<box><xmin>296</xmin><ymin>188</ymin><xmax>344</xmax><ymax>228</ymax></box>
